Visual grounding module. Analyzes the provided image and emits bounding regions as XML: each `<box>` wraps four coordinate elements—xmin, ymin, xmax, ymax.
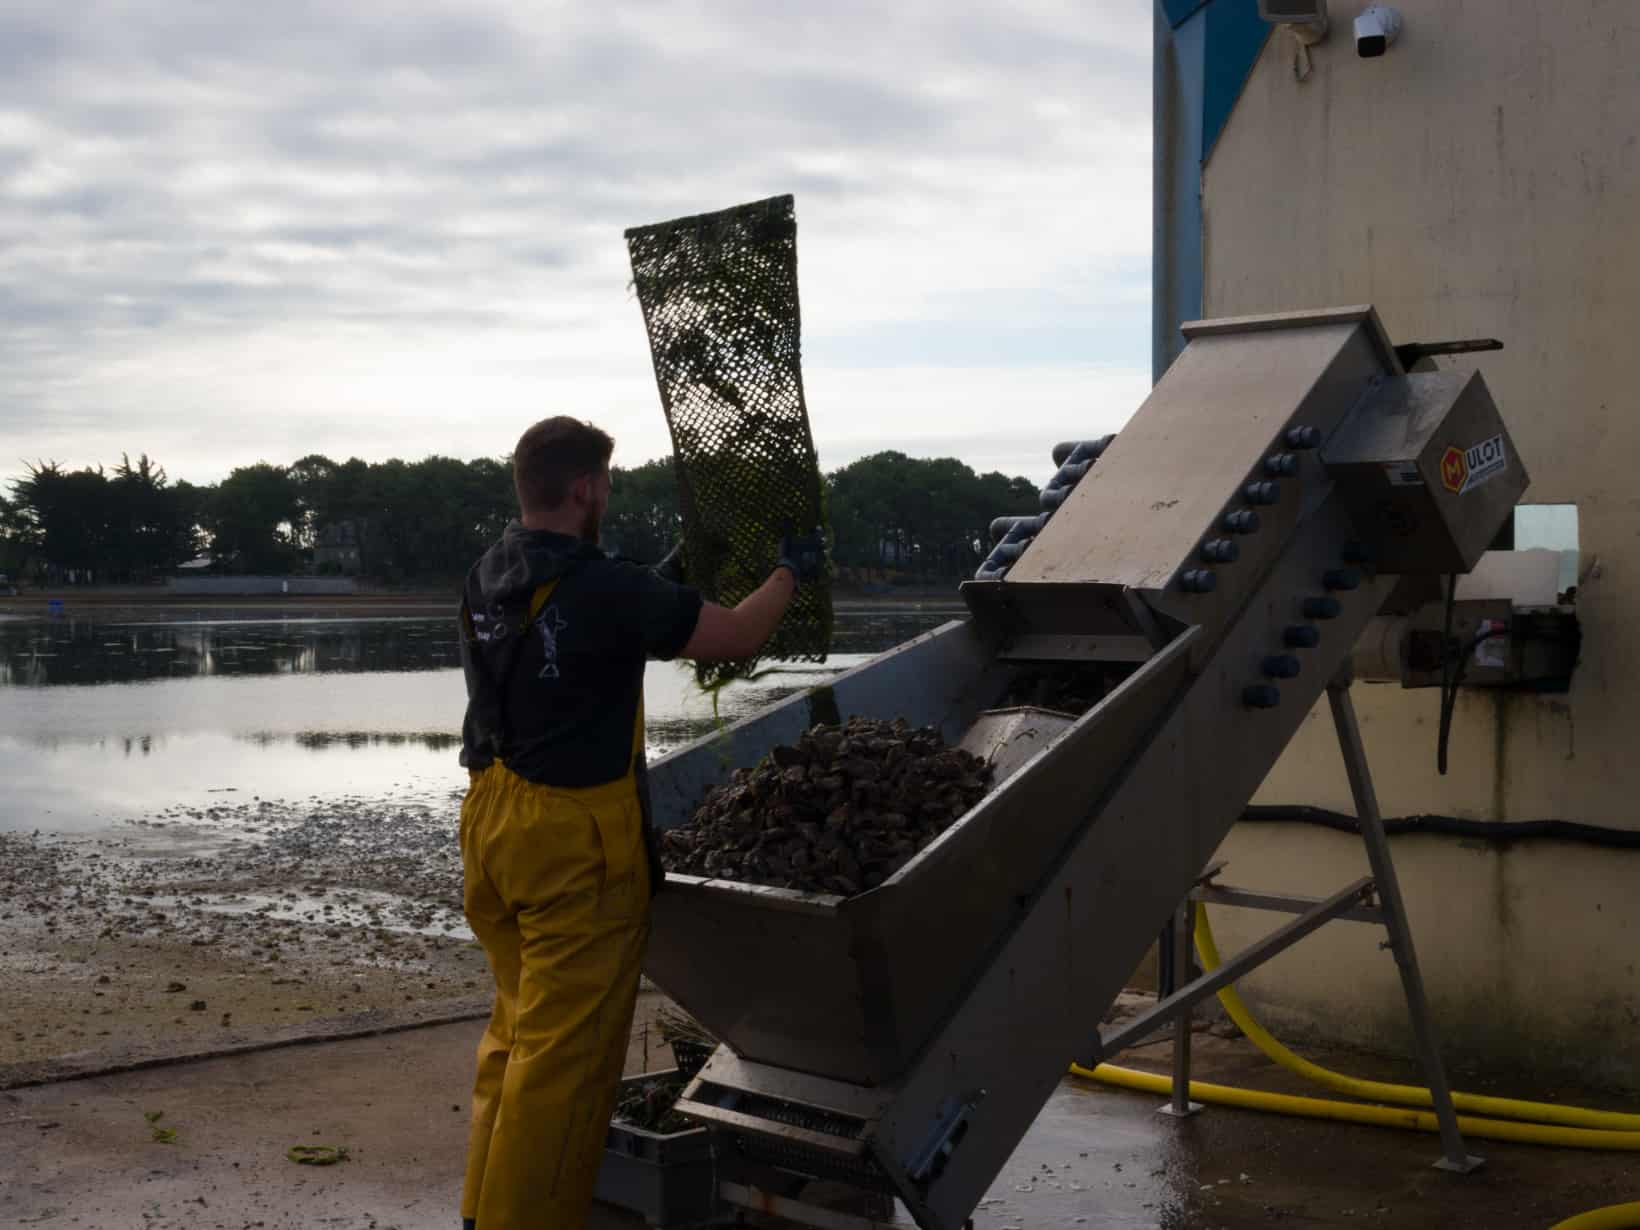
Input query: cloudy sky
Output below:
<box><xmin>2</xmin><ymin>1</ymin><xmax>1153</xmax><ymax>487</ymax></box>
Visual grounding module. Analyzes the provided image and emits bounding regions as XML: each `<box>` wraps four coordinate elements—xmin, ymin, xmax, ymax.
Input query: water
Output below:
<box><xmin>0</xmin><ymin>603</ymin><xmax>961</xmax><ymax>834</ymax></box>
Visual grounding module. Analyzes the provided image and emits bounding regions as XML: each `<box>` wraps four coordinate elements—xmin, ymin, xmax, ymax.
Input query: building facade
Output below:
<box><xmin>1156</xmin><ymin>0</ymin><xmax>1639</xmax><ymax>1085</ymax></box>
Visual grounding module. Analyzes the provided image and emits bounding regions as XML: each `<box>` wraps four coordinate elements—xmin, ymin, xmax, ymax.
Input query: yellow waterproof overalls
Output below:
<box><xmin>459</xmin><ymin>580</ymin><xmax>652</xmax><ymax>1228</ymax></box>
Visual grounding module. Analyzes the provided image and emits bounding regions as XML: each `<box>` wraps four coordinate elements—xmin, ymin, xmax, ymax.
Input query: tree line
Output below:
<box><xmin>1</xmin><ymin>450</ymin><xmax>1039</xmax><ymax>585</ymax></box>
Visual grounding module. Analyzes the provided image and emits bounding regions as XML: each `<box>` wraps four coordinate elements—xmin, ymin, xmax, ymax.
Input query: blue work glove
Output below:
<box><xmin>776</xmin><ymin>529</ymin><xmax>827</xmax><ymax>585</ymax></box>
<box><xmin>654</xmin><ymin>539</ymin><xmax>687</xmax><ymax>585</ymax></box>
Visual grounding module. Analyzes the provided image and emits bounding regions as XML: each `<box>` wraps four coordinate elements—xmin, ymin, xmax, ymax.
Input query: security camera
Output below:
<box><xmin>1354</xmin><ymin>4</ymin><xmax>1402</xmax><ymax>57</ymax></box>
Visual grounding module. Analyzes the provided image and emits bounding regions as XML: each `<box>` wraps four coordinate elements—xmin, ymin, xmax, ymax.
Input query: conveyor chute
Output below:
<box><xmin>642</xmin><ymin>306</ymin><xmax>1528</xmax><ymax>1229</ymax></box>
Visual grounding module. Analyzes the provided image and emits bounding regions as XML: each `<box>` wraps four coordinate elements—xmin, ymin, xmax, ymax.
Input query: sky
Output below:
<box><xmin>1</xmin><ymin>1</ymin><xmax>1154</xmax><ymax>488</ymax></box>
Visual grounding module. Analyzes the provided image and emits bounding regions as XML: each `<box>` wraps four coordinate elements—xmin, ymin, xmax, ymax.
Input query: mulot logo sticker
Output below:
<box><xmin>1440</xmin><ymin>435</ymin><xmax>1507</xmax><ymax>494</ymax></box>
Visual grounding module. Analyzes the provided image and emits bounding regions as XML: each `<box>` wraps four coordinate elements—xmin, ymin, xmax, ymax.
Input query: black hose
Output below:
<box><xmin>1436</xmin><ymin>572</ymin><xmax>1458</xmax><ymax>776</ymax></box>
<box><xmin>1242</xmin><ymin>805</ymin><xmax>1640</xmax><ymax>851</ymax></box>
<box><xmin>1436</xmin><ymin>571</ymin><xmax>1509</xmax><ymax>777</ymax></box>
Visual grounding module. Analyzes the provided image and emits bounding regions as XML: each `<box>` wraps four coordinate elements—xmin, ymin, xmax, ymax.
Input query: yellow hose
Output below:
<box><xmin>1071</xmin><ymin>906</ymin><xmax>1640</xmax><ymax>1227</ymax></box>
<box><xmin>1548</xmin><ymin>1204</ymin><xmax>1640</xmax><ymax>1230</ymax></box>
<box><xmin>1068</xmin><ymin>1061</ymin><xmax>1640</xmax><ymax>1150</ymax></box>
<box><xmin>1192</xmin><ymin>907</ymin><xmax>1640</xmax><ymax>1133</ymax></box>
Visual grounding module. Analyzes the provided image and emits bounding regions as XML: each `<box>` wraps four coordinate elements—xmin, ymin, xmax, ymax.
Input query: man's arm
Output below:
<box><xmin>682</xmin><ymin>567</ymin><xmax>797</xmax><ymax>662</ymax></box>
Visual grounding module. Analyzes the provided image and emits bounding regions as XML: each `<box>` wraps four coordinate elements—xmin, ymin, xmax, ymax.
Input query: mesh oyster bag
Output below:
<box><xmin>625</xmin><ymin>194</ymin><xmax>832</xmax><ymax>688</ymax></box>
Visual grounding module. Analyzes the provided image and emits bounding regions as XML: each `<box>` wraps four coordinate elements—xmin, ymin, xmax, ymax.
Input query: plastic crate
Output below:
<box><xmin>595</xmin><ymin>1071</ymin><xmax>718</xmax><ymax>1228</ymax></box>
<box><xmin>668</xmin><ymin>1038</ymin><xmax>714</xmax><ymax>1080</ymax></box>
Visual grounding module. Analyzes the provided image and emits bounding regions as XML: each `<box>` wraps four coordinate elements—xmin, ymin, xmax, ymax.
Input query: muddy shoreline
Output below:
<box><xmin>0</xmin><ymin>597</ymin><xmax>960</xmax><ymax>1086</ymax></box>
<box><xmin>0</xmin><ymin>788</ymin><xmax>490</xmax><ymax>1087</ymax></box>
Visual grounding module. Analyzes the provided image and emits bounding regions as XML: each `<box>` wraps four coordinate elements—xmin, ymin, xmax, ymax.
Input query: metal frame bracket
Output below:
<box><xmin>1127</xmin><ymin>684</ymin><xmax>1485</xmax><ymax>1174</ymax></box>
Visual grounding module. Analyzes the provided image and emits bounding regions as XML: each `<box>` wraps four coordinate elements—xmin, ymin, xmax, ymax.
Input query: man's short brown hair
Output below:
<box><xmin>512</xmin><ymin>416</ymin><xmax>615</xmax><ymax>512</ymax></box>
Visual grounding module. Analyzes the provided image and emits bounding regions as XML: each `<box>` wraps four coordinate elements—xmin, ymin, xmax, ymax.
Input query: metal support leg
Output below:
<box><xmin>1159</xmin><ymin>897</ymin><xmax>1203</xmax><ymax>1118</ymax></box>
<box><xmin>1326</xmin><ymin>684</ymin><xmax>1484</xmax><ymax>1174</ymax></box>
<box><xmin>1094</xmin><ymin>877</ymin><xmax>1375</xmax><ymax>1062</ymax></box>
<box><xmin>1158</xmin><ymin>913</ymin><xmax>1176</xmax><ymax>1000</ymax></box>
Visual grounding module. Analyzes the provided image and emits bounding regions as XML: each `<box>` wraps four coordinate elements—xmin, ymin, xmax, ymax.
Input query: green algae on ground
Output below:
<box><xmin>287</xmin><ymin>1144</ymin><xmax>350</xmax><ymax>1165</ymax></box>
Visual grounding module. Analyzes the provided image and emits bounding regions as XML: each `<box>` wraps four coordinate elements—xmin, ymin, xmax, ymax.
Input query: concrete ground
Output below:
<box><xmin>2</xmin><ymin>1007</ymin><xmax>1635</xmax><ymax>1229</ymax></box>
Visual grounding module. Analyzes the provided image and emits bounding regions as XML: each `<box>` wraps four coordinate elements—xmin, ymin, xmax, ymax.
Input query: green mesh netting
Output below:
<box><xmin>625</xmin><ymin>194</ymin><xmax>832</xmax><ymax>689</ymax></box>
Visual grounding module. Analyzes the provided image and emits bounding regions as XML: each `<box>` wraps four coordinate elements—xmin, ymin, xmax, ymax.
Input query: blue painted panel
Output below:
<box><xmin>1202</xmin><ymin>0</ymin><xmax>1271</xmax><ymax>159</ymax></box>
<box><xmin>1152</xmin><ymin>2</ymin><xmax>1205</xmax><ymax>379</ymax></box>
<box><xmin>1161</xmin><ymin>0</ymin><xmax>1208</xmax><ymax>26</ymax></box>
<box><xmin>1153</xmin><ymin>0</ymin><xmax>1271</xmax><ymax>379</ymax></box>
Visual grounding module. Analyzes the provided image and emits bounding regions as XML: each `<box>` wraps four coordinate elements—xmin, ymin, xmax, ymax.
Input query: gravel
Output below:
<box><xmin>0</xmin><ymin>789</ymin><xmax>485</xmax><ymax>1082</ymax></box>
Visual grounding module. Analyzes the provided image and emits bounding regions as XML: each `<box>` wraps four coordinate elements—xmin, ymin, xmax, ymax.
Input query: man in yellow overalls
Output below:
<box><xmin>457</xmin><ymin>415</ymin><xmax>823</xmax><ymax>1229</ymax></box>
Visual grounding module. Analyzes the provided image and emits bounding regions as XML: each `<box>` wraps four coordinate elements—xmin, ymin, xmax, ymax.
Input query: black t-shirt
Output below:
<box><xmin>459</xmin><ymin>537</ymin><xmax>703</xmax><ymax>788</ymax></box>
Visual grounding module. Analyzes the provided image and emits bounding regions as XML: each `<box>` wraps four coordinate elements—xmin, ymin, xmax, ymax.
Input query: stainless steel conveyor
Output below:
<box><xmin>639</xmin><ymin>307</ymin><xmax>1528</xmax><ymax>1230</ymax></box>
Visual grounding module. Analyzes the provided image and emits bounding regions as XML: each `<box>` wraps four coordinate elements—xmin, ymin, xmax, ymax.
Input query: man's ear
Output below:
<box><xmin>568</xmin><ymin>474</ymin><xmax>591</xmax><ymax>506</ymax></box>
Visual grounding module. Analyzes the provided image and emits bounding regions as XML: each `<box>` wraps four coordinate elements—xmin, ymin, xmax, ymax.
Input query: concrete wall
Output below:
<box><xmin>1198</xmin><ymin>0</ymin><xmax>1640</xmax><ymax>1084</ymax></box>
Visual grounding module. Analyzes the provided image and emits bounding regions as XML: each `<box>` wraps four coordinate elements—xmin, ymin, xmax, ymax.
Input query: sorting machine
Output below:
<box><xmin>639</xmin><ymin>307</ymin><xmax>1528</xmax><ymax>1229</ymax></box>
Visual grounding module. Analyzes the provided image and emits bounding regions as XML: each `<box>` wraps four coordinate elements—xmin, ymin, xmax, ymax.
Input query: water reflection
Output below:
<box><xmin>244</xmin><ymin>730</ymin><xmax>465</xmax><ymax>751</ymax></box>
<box><xmin>0</xmin><ymin>602</ymin><xmax>964</xmax><ymax>834</ymax></box>
<box><xmin>21</xmin><ymin>733</ymin><xmax>164</xmax><ymax>757</ymax></box>
<box><xmin>0</xmin><ymin>617</ymin><xmax>460</xmax><ymax>686</ymax></box>
<box><xmin>828</xmin><ymin>605</ymin><xmax>962</xmax><ymax>654</ymax></box>
<box><xmin>0</xmin><ymin>605</ymin><xmax>959</xmax><ymax>688</ymax></box>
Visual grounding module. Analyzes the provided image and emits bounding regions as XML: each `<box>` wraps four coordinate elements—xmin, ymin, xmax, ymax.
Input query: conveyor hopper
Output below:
<box><xmin>642</xmin><ymin>307</ymin><xmax>1528</xmax><ymax>1229</ymax></box>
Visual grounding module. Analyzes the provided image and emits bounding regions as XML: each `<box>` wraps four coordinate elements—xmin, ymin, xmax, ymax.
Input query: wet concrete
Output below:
<box><xmin>4</xmin><ymin>1016</ymin><xmax>1636</xmax><ymax>1228</ymax></box>
<box><xmin>989</xmin><ymin>1033</ymin><xmax>1639</xmax><ymax>1230</ymax></box>
<box><xmin>0</xmin><ymin>995</ymin><xmax>676</xmax><ymax>1229</ymax></box>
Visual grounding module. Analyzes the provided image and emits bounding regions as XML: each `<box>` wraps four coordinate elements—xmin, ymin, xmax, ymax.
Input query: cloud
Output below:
<box><xmin>1</xmin><ymin>1</ymin><xmax>1151</xmax><ymax>486</ymax></box>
